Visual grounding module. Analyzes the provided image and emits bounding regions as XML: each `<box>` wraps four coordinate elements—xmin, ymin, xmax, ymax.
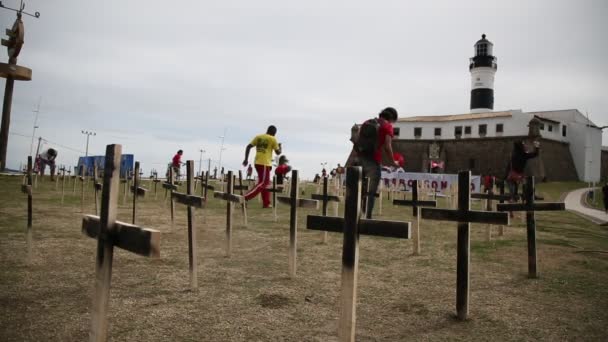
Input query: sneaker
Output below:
<box><xmin>263</xmin><ymin>205</ymin><xmax>273</xmax><ymax>209</ymax></box>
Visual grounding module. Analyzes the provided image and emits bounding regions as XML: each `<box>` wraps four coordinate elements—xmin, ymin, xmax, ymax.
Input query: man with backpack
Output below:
<box><xmin>353</xmin><ymin>107</ymin><xmax>400</xmax><ymax>219</ymax></box>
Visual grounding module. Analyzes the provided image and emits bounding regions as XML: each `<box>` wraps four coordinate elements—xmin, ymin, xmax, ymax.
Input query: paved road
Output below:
<box><xmin>564</xmin><ymin>188</ymin><xmax>608</xmax><ymax>225</ymax></box>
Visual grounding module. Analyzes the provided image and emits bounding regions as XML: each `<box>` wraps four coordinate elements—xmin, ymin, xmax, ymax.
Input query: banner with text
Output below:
<box><xmin>381</xmin><ymin>171</ymin><xmax>481</xmax><ymax>194</ymax></box>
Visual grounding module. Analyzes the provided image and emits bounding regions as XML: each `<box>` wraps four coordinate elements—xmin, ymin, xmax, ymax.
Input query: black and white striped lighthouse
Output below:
<box><xmin>469</xmin><ymin>34</ymin><xmax>497</xmax><ymax>113</ymax></box>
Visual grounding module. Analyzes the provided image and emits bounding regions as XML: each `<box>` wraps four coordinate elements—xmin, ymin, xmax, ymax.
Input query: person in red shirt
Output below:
<box><xmin>358</xmin><ymin>107</ymin><xmax>400</xmax><ymax>219</ymax></box>
<box><xmin>275</xmin><ymin>155</ymin><xmax>291</xmax><ymax>186</ymax></box>
<box><xmin>171</xmin><ymin>150</ymin><xmax>183</xmax><ymax>179</ymax></box>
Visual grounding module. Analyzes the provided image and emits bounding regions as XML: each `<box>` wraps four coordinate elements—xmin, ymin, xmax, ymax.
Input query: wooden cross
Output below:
<box><xmin>471</xmin><ymin>185</ymin><xmax>511</xmax><ymax>241</ymax></box>
<box><xmin>307</xmin><ymin>166</ymin><xmax>411</xmax><ymax>342</ymax></box>
<box><xmin>266</xmin><ymin>175</ymin><xmax>284</xmax><ymax>222</ymax></box>
<box><xmin>162</xmin><ymin>168</ymin><xmax>177</xmax><ymax>223</ymax></box>
<box><xmin>200</xmin><ymin>171</ymin><xmax>214</xmax><ymax>199</ymax></box>
<box><xmin>311</xmin><ymin>176</ymin><xmax>342</xmax><ymax>243</ymax></box>
<box><xmin>93</xmin><ymin>163</ymin><xmax>102</xmax><ymax>215</ymax></box>
<box><xmin>497</xmin><ymin>176</ymin><xmax>565</xmax><ymax>278</ymax></box>
<box><xmin>421</xmin><ymin>171</ymin><xmax>509</xmax><ymax>320</ymax></box>
<box><xmin>277</xmin><ymin>170</ymin><xmax>319</xmax><ymax>278</ymax></box>
<box><xmin>20</xmin><ymin>156</ymin><xmax>33</xmax><ymax>228</ymax></box>
<box><xmin>213</xmin><ymin>171</ymin><xmax>244</xmax><ymax>257</ymax></box>
<box><xmin>81</xmin><ymin>144</ymin><xmax>160</xmax><ymax>342</ymax></box>
<box><xmin>234</xmin><ymin>170</ymin><xmax>248</xmax><ymax>227</ymax></box>
<box><xmin>151</xmin><ymin>171</ymin><xmax>161</xmax><ymax>199</ymax></box>
<box><xmin>393</xmin><ymin>179</ymin><xmax>437</xmax><ymax>255</ymax></box>
<box><xmin>130</xmin><ymin>161</ymin><xmax>148</xmax><ymax>224</ymax></box>
<box><xmin>80</xmin><ymin>164</ymin><xmax>86</xmax><ymax>212</ymax></box>
<box><xmin>72</xmin><ymin>166</ymin><xmax>78</xmax><ymax>194</ymax></box>
<box><xmin>171</xmin><ymin>160</ymin><xmax>205</xmax><ymax>289</ymax></box>
<box><xmin>60</xmin><ymin>166</ymin><xmax>67</xmax><ymax>205</ymax></box>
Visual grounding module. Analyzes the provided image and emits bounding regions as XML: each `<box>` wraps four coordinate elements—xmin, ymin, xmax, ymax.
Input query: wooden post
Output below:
<box><xmin>93</xmin><ymin>164</ymin><xmax>102</xmax><ymax>215</ymax></box>
<box><xmin>497</xmin><ymin>177</ymin><xmax>565</xmax><ymax>279</ymax></box>
<box><xmin>171</xmin><ymin>161</ymin><xmax>205</xmax><ymax>289</ymax></box>
<box><xmin>471</xmin><ymin>189</ymin><xmax>510</xmax><ymax>242</ymax></box>
<box><xmin>311</xmin><ymin>176</ymin><xmax>342</xmax><ymax>244</ymax></box>
<box><xmin>80</xmin><ymin>165</ymin><xmax>85</xmax><ymax>212</ymax></box>
<box><xmin>169</xmin><ymin>168</ymin><xmax>175</xmax><ymax>223</ymax></box>
<box><xmin>393</xmin><ymin>180</ymin><xmax>437</xmax><ymax>256</ymax></box>
<box><xmin>237</xmin><ymin>170</ymin><xmax>248</xmax><ymax>227</ymax></box>
<box><xmin>82</xmin><ymin>144</ymin><xmax>161</xmax><ymax>342</ymax></box>
<box><xmin>306</xmin><ymin>166</ymin><xmax>411</xmax><ymax>342</ymax></box>
<box><xmin>498</xmin><ymin>181</ymin><xmax>505</xmax><ymax>236</ymax></box>
<box><xmin>273</xmin><ymin>176</ymin><xmax>278</xmax><ymax>221</ymax></box>
<box><xmin>132</xmin><ymin>162</ymin><xmax>139</xmax><ymax>224</ymax></box>
<box><xmin>213</xmin><ymin>172</ymin><xmax>244</xmax><ymax>258</ymax></box>
<box><xmin>72</xmin><ymin>167</ymin><xmax>77</xmax><ymax>194</ymax></box>
<box><xmin>422</xmin><ymin>171</ymin><xmax>509</xmax><ymax>320</ymax></box>
<box><xmin>22</xmin><ymin>156</ymin><xmax>33</xmax><ymax>229</ymax></box>
<box><xmin>60</xmin><ymin>167</ymin><xmax>66</xmax><ymax>205</ymax></box>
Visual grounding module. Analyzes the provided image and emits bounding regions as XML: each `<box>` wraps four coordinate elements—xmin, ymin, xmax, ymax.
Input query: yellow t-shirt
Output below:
<box><xmin>250</xmin><ymin>134</ymin><xmax>279</xmax><ymax>166</ymax></box>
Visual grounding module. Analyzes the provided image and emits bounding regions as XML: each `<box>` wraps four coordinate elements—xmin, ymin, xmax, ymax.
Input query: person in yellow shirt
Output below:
<box><xmin>242</xmin><ymin>125</ymin><xmax>282</xmax><ymax>207</ymax></box>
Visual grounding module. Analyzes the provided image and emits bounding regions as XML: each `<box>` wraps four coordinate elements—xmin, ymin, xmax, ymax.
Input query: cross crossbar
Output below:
<box><xmin>497</xmin><ymin>202</ymin><xmax>565</xmax><ymax>212</ymax></box>
<box><xmin>172</xmin><ymin>192</ymin><xmax>205</xmax><ymax>208</ymax></box>
<box><xmin>307</xmin><ymin>215</ymin><xmax>410</xmax><ymax>238</ymax></box>
<box><xmin>130</xmin><ymin>185</ymin><xmax>147</xmax><ymax>197</ymax></box>
<box><xmin>277</xmin><ymin>196</ymin><xmax>319</xmax><ymax>209</ymax></box>
<box><xmin>311</xmin><ymin>193</ymin><xmax>342</xmax><ymax>203</ymax></box>
<box><xmin>422</xmin><ymin>208</ymin><xmax>509</xmax><ymax>225</ymax></box>
<box><xmin>393</xmin><ymin>199</ymin><xmax>437</xmax><ymax>207</ymax></box>
<box><xmin>471</xmin><ymin>192</ymin><xmax>512</xmax><ymax>201</ymax></box>
<box><xmin>214</xmin><ymin>191</ymin><xmax>244</xmax><ymax>204</ymax></box>
<box><xmin>82</xmin><ymin>215</ymin><xmax>160</xmax><ymax>258</ymax></box>
<box><xmin>162</xmin><ymin>182</ymin><xmax>178</xmax><ymax>191</ymax></box>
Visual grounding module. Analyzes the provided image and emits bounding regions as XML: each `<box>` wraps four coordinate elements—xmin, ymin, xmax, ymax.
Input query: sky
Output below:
<box><xmin>2</xmin><ymin>0</ymin><xmax>607</xmax><ymax>179</ymax></box>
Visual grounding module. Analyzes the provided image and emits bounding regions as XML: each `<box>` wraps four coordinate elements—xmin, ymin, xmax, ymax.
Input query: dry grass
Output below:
<box><xmin>1</xmin><ymin>175</ymin><xmax>607</xmax><ymax>341</ymax></box>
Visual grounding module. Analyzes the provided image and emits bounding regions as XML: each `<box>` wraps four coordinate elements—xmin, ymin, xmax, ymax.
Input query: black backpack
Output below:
<box><xmin>353</xmin><ymin>118</ymin><xmax>380</xmax><ymax>156</ymax></box>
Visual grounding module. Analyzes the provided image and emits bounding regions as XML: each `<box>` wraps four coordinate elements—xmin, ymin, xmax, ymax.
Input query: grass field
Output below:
<box><xmin>1</xmin><ymin>174</ymin><xmax>607</xmax><ymax>341</ymax></box>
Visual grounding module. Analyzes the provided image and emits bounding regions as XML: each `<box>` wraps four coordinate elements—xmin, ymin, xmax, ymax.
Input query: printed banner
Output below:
<box><xmin>381</xmin><ymin>170</ymin><xmax>481</xmax><ymax>193</ymax></box>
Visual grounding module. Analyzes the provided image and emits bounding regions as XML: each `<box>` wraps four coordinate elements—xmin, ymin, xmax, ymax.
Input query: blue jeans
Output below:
<box><xmin>359</xmin><ymin>156</ymin><xmax>381</xmax><ymax>219</ymax></box>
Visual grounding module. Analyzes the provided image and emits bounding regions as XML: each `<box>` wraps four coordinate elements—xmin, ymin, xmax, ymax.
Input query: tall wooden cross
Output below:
<box><xmin>311</xmin><ymin>176</ymin><xmax>342</xmax><ymax>243</ymax></box>
<box><xmin>497</xmin><ymin>176</ymin><xmax>565</xmax><ymax>278</ymax></box>
<box><xmin>266</xmin><ymin>175</ymin><xmax>284</xmax><ymax>222</ymax></box>
<box><xmin>81</xmin><ymin>144</ymin><xmax>160</xmax><ymax>342</ymax></box>
<box><xmin>60</xmin><ymin>166</ymin><xmax>67</xmax><ymax>205</ymax></box>
<box><xmin>162</xmin><ymin>168</ymin><xmax>177</xmax><ymax>223</ymax></box>
<box><xmin>171</xmin><ymin>160</ymin><xmax>205</xmax><ymax>289</ymax></box>
<box><xmin>213</xmin><ymin>171</ymin><xmax>244</xmax><ymax>257</ymax></box>
<box><xmin>277</xmin><ymin>170</ymin><xmax>319</xmax><ymax>278</ymax></box>
<box><xmin>393</xmin><ymin>179</ymin><xmax>437</xmax><ymax>255</ymax></box>
<box><xmin>307</xmin><ymin>166</ymin><xmax>411</xmax><ymax>342</ymax></box>
<box><xmin>130</xmin><ymin>161</ymin><xmax>148</xmax><ymax>224</ymax></box>
<box><xmin>471</xmin><ymin>185</ymin><xmax>511</xmax><ymax>241</ymax></box>
<box><xmin>234</xmin><ymin>170</ymin><xmax>249</xmax><ymax>227</ymax></box>
<box><xmin>200</xmin><ymin>170</ymin><xmax>214</xmax><ymax>199</ymax></box>
<box><xmin>421</xmin><ymin>171</ymin><xmax>509</xmax><ymax>320</ymax></box>
<box><xmin>93</xmin><ymin>163</ymin><xmax>102</xmax><ymax>215</ymax></box>
<box><xmin>20</xmin><ymin>156</ymin><xmax>33</xmax><ymax>228</ymax></box>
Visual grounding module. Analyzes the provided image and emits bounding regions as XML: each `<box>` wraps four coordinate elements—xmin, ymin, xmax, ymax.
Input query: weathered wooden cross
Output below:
<box><xmin>266</xmin><ymin>175</ymin><xmax>284</xmax><ymax>221</ymax></box>
<box><xmin>213</xmin><ymin>171</ymin><xmax>244</xmax><ymax>257</ymax></box>
<box><xmin>234</xmin><ymin>170</ymin><xmax>249</xmax><ymax>227</ymax></box>
<box><xmin>171</xmin><ymin>160</ymin><xmax>205</xmax><ymax>289</ymax></box>
<box><xmin>421</xmin><ymin>170</ymin><xmax>510</xmax><ymax>320</ymax></box>
<box><xmin>81</xmin><ymin>144</ymin><xmax>160</xmax><ymax>342</ymax></box>
<box><xmin>130</xmin><ymin>161</ymin><xmax>148</xmax><ymax>224</ymax></box>
<box><xmin>60</xmin><ymin>166</ymin><xmax>67</xmax><ymax>205</ymax></box>
<box><xmin>277</xmin><ymin>170</ymin><xmax>319</xmax><ymax>278</ymax></box>
<box><xmin>471</xmin><ymin>182</ymin><xmax>511</xmax><ymax>241</ymax></box>
<box><xmin>393</xmin><ymin>179</ymin><xmax>437</xmax><ymax>255</ymax></box>
<box><xmin>93</xmin><ymin>163</ymin><xmax>102</xmax><ymax>215</ymax></box>
<box><xmin>20</xmin><ymin>156</ymin><xmax>33</xmax><ymax>229</ymax></box>
<box><xmin>496</xmin><ymin>176</ymin><xmax>565</xmax><ymax>278</ymax></box>
<box><xmin>307</xmin><ymin>166</ymin><xmax>411</xmax><ymax>342</ymax></box>
<box><xmin>162</xmin><ymin>168</ymin><xmax>178</xmax><ymax>223</ymax></box>
<box><xmin>199</xmin><ymin>170</ymin><xmax>214</xmax><ymax>199</ymax></box>
<box><xmin>79</xmin><ymin>165</ymin><xmax>86</xmax><ymax>211</ymax></box>
<box><xmin>311</xmin><ymin>176</ymin><xmax>342</xmax><ymax>243</ymax></box>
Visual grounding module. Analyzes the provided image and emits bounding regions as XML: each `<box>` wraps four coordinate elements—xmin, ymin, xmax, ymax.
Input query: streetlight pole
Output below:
<box><xmin>198</xmin><ymin>148</ymin><xmax>205</xmax><ymax>176</ymax></box>
<box><xmin>218</xmin><ymin>128</ymin><xmax>227</xmax><ymax>173</ymax></box>
<box><xmin>81</xmin><ymin>130</ymin><xmax>96</xmax><ymax>157</ymax></box>
<box><xmin>29</xmin><ymin>97</ymin><xmax>41</xmax><ymax>156</ymax></box>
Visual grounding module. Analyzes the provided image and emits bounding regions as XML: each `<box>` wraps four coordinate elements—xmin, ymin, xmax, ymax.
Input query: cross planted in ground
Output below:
<box><xmin>393</xmin><ymin>179</ymin><xmax>437</xmax><ymax>255</ymax></box>
<box><xmin>421</xmin><ymin>170</ymin><xmax>509</xmax><ymax>320</ymax></box>
<box><xmin>80</xmin><ymin>144</ymin><xmax>160</xmax><ymax>342</ymax></box>
<box><xmin>307</xmin><ymin>166</ymin><xmax>410</xmax><ymax>342</ymax></box>
<box><xmin>497</xmin><ymin>176</ymin><xmax>565</xmax><ymax>278</ymax></box>
<box><xmin>311</xmin><ymin>176</ymin><xmax>342</xmax><ymax>243</ymax></box>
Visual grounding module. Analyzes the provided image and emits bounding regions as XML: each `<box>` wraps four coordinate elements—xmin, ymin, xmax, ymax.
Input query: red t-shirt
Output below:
<box><xmin>172</xmin><ymin>154</ymin><xmax>181</xmax><ymax>167</ymax></box>
<box><xmin>372</xmin><ymin>119</ymin><xmax>394</xmax><ymax>164</ymax></box>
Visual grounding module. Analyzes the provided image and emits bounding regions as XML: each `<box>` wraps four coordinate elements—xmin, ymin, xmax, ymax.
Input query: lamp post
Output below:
<box><xmin>218</xmin><ymin>128</ymin><xmax>227</xmax><ymax>173</ymax></box>
<box><xmin>198</xmin><ymin>148</ymin><xmax>205</xmax><ymax>176</ymax></box>
<box><xmin>29</xmin><ymin>97</ymin><xmax>41</xmax><ymax>156</ymax></box>
<box><xmin>81</xmin><ymin>130</ymin><xmax>96</xmax><ymax>157</ymax></box>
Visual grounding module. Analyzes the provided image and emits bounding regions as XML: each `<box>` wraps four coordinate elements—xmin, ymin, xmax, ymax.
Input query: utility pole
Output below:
<box><xmin>0</xmin><ymin>1</ymin><xmax>39</xmax><ymax>170</ymax></box>
<box><xmin>218</xmin><ymin>128</ymin><xmax>227</xmax><ymax>174</ymax></box>
<box><xmin>29</xmin><ymin>97</ymin><xmax>41</xmax><ymax>156</ymax></box>
<box><xmin>198</xmin><ymin>148</ymin><xmax>205</xmax><ymax>176</ymax></box>
<box><xmin>81</xmin><ymin>130</ymin><xmax>96</xmax><ymax>157</ymax></box>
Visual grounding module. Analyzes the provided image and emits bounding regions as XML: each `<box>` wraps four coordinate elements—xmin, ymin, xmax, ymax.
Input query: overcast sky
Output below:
<box><xmin>2</xmin><ymin>0</ymin><xmax>607</xmax><ymax>179</ymax></box>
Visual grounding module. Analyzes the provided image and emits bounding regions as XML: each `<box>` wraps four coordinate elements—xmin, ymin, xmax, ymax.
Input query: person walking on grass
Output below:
<box><xmin>242</xmin><ymin>125</ymin><xmax>282</xmax><ymax>208</ymax></box>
